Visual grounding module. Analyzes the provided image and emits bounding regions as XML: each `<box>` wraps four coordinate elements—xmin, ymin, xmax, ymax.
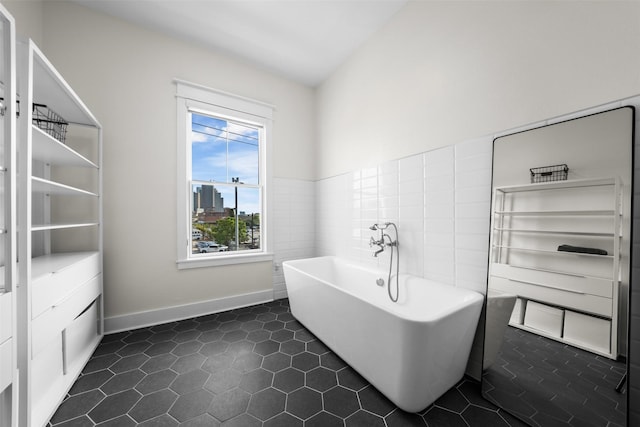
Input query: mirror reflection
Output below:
<box><xmin>482</xmin><ymin>107</ymin><xmax>633</xmax><ymax>426</ymax></box>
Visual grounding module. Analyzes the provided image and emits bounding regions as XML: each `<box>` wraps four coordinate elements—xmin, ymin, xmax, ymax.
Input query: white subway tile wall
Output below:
<box><xmin>316</xmin><ymin>173</ymin><xmax>349</xmax><ymax>259</ymax></box>
<box><xmin>359</xmin><ymin>168</ymin><xmax>380</xmax><ymax>268</ymax></box>
<box><xmin>453</xmin><ymin>138</ymin><xmax>493</xmax><ymax>379</ymax></box>
<box><xmin>398</xmin><ymin>154</ymin><xmax>425</xmax><ymax>277</ymax></box>
<box><xmin>272</xmin><ymin>177</ymin><xmax>316</xmax><ymax>299</ymax></box>
<box><xmin>375</xmin><ymin>160</ymin><xmax>399</xmax><ymax>271</ymax></box>
<box><xmin>312</xmin><ymin>140</ymin><xmax>492</xmax><ymax>294</ymax></box>
<box><xmin>424</xmin><ymin>146</ymin><xmax>455</xmax><ymax>285</ymax></box>
<box><xmin>273</xmin><ymin>140</ymin><xmax>491</xmax><ymax>294</ymax></box>
<box><xmin>454</xmin><ymin>138</ymin><xmax>493</xmax><ymax>295</ymax></box>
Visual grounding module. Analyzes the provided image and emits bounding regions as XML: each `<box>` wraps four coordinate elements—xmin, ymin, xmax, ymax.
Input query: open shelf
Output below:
<box><xmin>491</xmin><ymin>262</ymin><xmax>610</xmax><ymax>281</ymax></box>
<box><xmin>493</xmin><ymin>227</ymin><xmax>615</xmax><ymax>237</ymax></box>
<box><xmin>490</xmin><ymin>177</ymin><xmax>623</xmax><ymax>359</ymax></box>
<box><xmin>492</xmin><ymin>245</ymin><xmax>614</xmax><ymax>259</ymax></box>
<box><xmin>18</xmin><ymin>39</ymin><xmax>103</xmax><ymax>427</ymax></box>
<box><xmin>496</xmin><ymin>177</ymin><xmax>617</xmax><ymax>193</ymax></box>
<box><xmin>31</xmin><ymin>222</ymin><xmax>98</xmax><ymax>232</ymax></box>
<box><xmin>31</xmin><ymin>176</ymin><xmax>97</xmax><ymax>197</ymax></box>
<box><xmin>32</xmin><ymin>125</ymin><xmax>97</xmax><ymax>168</ymax></box>
<box><xmin>30</xmin><ymin>43</ymin><xmax>99</xmax><ymax>127</ymax></box>
<box><xmin>494</xmin><ymin>209</ymin><xmax>614</xmax><ymax>217</ymax></box>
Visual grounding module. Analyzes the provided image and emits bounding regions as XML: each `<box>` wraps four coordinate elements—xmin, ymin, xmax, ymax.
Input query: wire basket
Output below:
<box><xmin>530</xmin><ymin>164</ymin><xmax>569</xmax><ymax>183</ymax></box>
<box><xmin>32</xmin><ymin>103</ymin><xmax>68</xmax><ymax>143</ymax></box>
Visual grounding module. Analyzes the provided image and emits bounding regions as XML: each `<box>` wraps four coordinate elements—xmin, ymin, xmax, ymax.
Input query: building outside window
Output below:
<box><xmin>176</xmin><ymin>80</ymin><xmax>273</xmax><ymax>268</ymax></box>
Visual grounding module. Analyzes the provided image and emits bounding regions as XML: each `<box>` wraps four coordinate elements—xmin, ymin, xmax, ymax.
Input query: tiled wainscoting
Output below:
<box><xmin>274</xmin><ymin>137</ymin><xmax>495</xmax><ymax>302</ymax></box>
<box><xmin>315</xmin><ymin>140</ymin><xmax>492</xmax><ymax>295</ymax></box>
<box><xmin>272</xmin><ymin>178</ymin><xmax>316</xmax><ymax>300</ymax></box>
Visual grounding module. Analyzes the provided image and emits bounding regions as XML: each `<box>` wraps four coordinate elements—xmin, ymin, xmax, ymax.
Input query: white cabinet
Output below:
<box><xmin>489</xmin><ymin>177</ymin><xmax>623</xmax><ymax>358</ymax></box>
<box><xmin>0</xmin><ymin>4</ymin><xmax>17</xmax><ymax>427</ymax></box>
<box><xmin>16</xmin><ymin>40</ymin><xmax>103</xmax><ymax>427</ymax></box>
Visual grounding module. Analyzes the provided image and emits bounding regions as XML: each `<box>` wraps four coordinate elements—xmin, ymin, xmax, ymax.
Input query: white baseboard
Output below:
<box><xmin>104</xmin><ymin>289</ymin><xmax>274</xmax><ymax>334</ymax></box>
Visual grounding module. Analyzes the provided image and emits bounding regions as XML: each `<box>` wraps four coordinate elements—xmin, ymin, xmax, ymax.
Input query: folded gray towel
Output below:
<box><xmin>557</xmin><ymin>244</ymin><xmax>607</xmax><ymax>256</ymax></box>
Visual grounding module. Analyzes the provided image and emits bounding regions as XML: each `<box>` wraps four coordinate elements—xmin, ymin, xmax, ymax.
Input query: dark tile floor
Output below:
<box><xmin>483</xmin><ymin>326</ymin><xmax>626</xmax><ymax>427</ymax></box>
<box><xmin>48</xmin><ymin>299</ymin><xmax>526</xmax><ymax>427</ymax></box>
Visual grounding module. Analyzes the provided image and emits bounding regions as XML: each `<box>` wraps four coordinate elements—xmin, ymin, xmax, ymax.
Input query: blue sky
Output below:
<box><xmin>191</xmin><ymin>113</ymin><xmax>261</xmax><ymax>214</ymax></box>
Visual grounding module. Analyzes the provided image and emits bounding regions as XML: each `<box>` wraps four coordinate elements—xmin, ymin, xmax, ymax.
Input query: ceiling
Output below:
<box><xmin>72</xmin><ymin>0</ymin><xmax>408</xmax><ymax>87</ymax></box>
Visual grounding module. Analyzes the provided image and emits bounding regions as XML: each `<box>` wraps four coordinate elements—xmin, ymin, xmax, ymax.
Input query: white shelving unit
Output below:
<box><xmin>0</xmin><ymin>4</ymin><xmax>16</xmax><ymax>427</ymax></box>
<box><xmin>16</xmin><ymin>40</ymin><xmax>103</xmax><ymax>427</ymax></box>
<box><xmin>489</xmin><ymin>177</ymin><xmax>623</xmax><ymax>358</ymax></box>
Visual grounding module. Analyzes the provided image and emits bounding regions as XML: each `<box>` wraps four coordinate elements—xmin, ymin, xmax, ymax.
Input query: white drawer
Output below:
<box><xmin>491</xmin><ymin>264</ymin><xmax>613</xmax><ymax>298</ymax></box>
<box><xmin>563</xmin><ymin>310</ymin><xmax>611</xmax><ymax>354</ymax></box>
<box><xmin>65</xmin><ymin>300</ymin><xmax>99</xmax><ymax>371</ymax></box>
<box><xmin>32</xmin><ymin>252</ymin><xmax>100</xmax><ymax>319</ymax></box>
<box><xmin>0</xmin><ymin>291</ymin><xmax>12</xmax><ymax>343</ymax></box>
<box><xmin>32</xmin><ymin>333</ymin><xmax>63</xmax><ymax>409</ymax></box>
<box><xmin>0</xmin><ymin>338</ymin><xmax>12</xmax><ymax>393</ymax></box>
<box><xmin>490</xmin><ymin>275</ymin><xmax>613</xmax><ymax>317</ymax></box>
<box><xmin>32</xmin><ymin>274</ymin><xmax>101</xmax><ymax>358</ymax></box>
<box><xmin>524</xmin><ymin>301</ymin><xmax>564</xmax><ymax>338</ymax></box>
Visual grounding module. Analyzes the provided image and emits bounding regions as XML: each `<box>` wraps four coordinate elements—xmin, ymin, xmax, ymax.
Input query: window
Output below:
<box><xmin>176</xmin><ymin>80</ymin><xmax>273</xmax><ymax>268</ymax></box>
<box><xmin>191</xmin><ymin>113</ymin><xmax>261</xmax><ymax>254</ymax></box>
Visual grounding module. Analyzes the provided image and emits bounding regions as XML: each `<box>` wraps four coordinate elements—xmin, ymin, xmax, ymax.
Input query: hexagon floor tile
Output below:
<box><xmin>48</xmin><ymin>299</ymin><xmax>527</xmax><ymax>426</ymax></box>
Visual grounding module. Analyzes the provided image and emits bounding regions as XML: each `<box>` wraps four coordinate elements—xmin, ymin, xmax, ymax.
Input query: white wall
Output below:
<box><xmin>3</xmin><ymin>0</ymin><xmax>42</xmax><ymax>45</ymax></box>
<box><xmin>11</xmin><ymin>1</ymin><xmax>317</xmax><ymax>323</ymax></box>
<box><xmin>272</xmin><ymin>177</ymin><xmax>316</xmax><ymax>299</ymax></box>
<box><xmin>316</xmin><ymin>0</ymin><xmax>640</xmax><ymax>179</ymax></box>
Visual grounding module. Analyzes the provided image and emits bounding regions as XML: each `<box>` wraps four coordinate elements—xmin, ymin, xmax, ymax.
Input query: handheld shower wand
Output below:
<box><xmin>369</xmin><ymin>222</ymin><xmax>400</xmax><ymax>302</ymax></box>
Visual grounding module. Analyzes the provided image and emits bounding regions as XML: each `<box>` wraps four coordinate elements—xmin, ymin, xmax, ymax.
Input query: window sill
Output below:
<box><xmin>177</xmin><ymin>252</ymin><xmax>274</xmax><ymax>270</ymax></box>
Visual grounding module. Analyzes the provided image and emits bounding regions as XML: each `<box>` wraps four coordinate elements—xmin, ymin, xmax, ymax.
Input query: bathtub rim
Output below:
<box><xmin>283</xmin><ymin>256</ymin><xmax>484</xmax><ymax>324</ymax></box>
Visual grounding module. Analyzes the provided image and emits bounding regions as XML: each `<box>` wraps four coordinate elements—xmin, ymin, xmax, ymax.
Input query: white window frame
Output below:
<box><xmin>175</xmin><ymin>79</ymin><xmax>274</xmax><ymax>269</ymax></box>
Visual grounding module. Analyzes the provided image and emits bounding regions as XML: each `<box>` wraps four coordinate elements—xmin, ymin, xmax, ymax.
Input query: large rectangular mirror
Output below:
<box><xmin>482</xmin><ymin>107</ymin><xmax>634</xmax><ymax>426</ymax></box>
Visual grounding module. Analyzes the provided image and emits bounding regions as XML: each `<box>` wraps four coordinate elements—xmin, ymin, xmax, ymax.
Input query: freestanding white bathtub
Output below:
<box><xmin>283</xmin><ymin>256</ymin><xmax>484</xmax><ymax>413</ymax></box>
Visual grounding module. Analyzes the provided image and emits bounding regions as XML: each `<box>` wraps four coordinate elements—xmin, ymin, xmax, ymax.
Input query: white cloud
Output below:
<box><xmin>191</xmin><ymin>131</ymin><xmax>210</xmax><ymax>143</ymax></box>
<box><xmin>192</xmin><ymin>151</ymin><xmax>258</xmax><ymax>183</ymax></box>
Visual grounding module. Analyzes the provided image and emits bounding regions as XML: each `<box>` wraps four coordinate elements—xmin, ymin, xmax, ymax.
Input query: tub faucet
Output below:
<box><xmin>369</xmin><ymin>235</ymin><xmax>385</xmax><ymax>257</ymax></box>
<box><xmin>369</xmin><ymin>223</ymin><xmax>397</xmax><ymax>257</ymax></box>
<box><xmin>370</xmin><ymin>222</ymin><xmax>400</xmax><ymax>302</ymax></box>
